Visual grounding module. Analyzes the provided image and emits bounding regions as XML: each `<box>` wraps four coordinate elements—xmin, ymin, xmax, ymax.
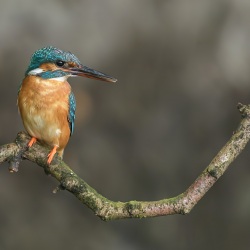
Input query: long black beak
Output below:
<box><xmin>69</xmin><ymin>65</ymin><xmax>117</xmax><ymax>83</ymax></box>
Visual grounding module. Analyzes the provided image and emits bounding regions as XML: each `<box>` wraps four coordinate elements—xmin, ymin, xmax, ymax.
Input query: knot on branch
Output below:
<box><xmin>8</xmin><ymin>132</ymin><xmax>30</xmax><ymax>172</ymax></box>
<box><xmin>15</xmin><ymin>131</ymin><xmax>30</xmax><ymax>146</ymax></box>
<box><xmin>237</xmin><ymin>103</ymin><xmax>250</xmax><ymax>118</ymax></box>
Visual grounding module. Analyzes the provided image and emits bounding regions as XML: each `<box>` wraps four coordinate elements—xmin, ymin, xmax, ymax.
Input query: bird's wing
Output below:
<box><xmin>68</xmin><ymin>92</ymin><xmax>76</xmax><ymax>136</ymax></box>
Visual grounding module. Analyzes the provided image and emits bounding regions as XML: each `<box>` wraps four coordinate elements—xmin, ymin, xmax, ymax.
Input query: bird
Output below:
<box><xmin>17</xmin><ymin>46</ymin><xmax>117</xmax><ymax>164</ymax></box>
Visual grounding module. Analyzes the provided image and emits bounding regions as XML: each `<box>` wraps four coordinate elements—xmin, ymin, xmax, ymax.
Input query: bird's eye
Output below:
<box><xmin>56</xmin><ymin>60</ymin><xmax>65</xmax><ymax>67</ymax></box>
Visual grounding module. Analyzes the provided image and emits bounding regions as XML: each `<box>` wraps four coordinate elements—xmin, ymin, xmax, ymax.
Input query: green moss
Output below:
<box><xmin>124</xmin><ymin>201</ymin><xmax>143</xmax><ymax>216</ymax></box>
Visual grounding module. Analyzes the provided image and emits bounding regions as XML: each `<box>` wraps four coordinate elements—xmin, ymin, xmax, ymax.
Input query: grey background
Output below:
<box><xmin>0</xmin><ymin>0</ymin><xmax>250</xmax><ymax>249</ymax></box>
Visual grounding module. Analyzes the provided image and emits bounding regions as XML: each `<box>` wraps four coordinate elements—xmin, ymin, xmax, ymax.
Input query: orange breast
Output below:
<box><xmin>18</xmin><ymin>75</ymin><xmax>72</xmax><ymax>155</ymax></box>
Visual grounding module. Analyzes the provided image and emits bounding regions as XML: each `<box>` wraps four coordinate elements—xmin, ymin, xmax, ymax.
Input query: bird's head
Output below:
<box><xmin>25</xmin><ymin>46</ymin><xmax>117</xmax><ymax>83</ymax></box>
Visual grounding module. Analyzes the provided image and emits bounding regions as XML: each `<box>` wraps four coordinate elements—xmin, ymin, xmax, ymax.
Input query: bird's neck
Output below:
<box><xmin>21</xmin><ymin>75</ymin><xmax>71</xmax><ymax>96</ymax></box>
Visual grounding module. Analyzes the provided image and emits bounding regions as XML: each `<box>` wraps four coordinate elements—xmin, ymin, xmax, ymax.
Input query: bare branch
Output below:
<box><xmin>1</xmin><ymin>103</ymin><xmax>250</xmax><ymax>221</ymax></box>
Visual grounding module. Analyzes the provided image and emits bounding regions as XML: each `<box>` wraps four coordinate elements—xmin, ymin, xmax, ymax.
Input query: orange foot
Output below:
<box><xmin>28</xmin><ymin>137</ymin><xmax>37</xmax><ymax>147</ymax></box>
<box><xmin>47</xmin><ymin>146</ymin><xmax>58</xmax><ymax>164</ymax></box>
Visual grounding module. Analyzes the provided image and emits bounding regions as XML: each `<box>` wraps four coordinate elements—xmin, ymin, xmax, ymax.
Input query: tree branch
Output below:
<box><xmin>1</xmin><ymin>103</ymin><xmax>250</xmax><ymax>221</ymax></box>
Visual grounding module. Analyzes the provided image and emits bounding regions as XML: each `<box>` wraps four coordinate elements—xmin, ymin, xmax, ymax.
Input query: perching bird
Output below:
<box><xmin>18</xmin><ymin>46</ymin><xmax>117</xmax><ymax>164</ymax></box>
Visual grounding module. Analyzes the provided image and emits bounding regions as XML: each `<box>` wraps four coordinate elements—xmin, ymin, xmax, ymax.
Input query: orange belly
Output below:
<box><xmin>18</xmin><ymin>76</ymin><xmax>72</xmax><ymax>156</ymax></box>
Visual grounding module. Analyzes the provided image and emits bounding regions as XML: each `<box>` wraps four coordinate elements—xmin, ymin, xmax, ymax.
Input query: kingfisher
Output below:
<box><xmin>18</xmin><ymin>46</ymin><xmax>117</xmax><ymax>164</ymax></box>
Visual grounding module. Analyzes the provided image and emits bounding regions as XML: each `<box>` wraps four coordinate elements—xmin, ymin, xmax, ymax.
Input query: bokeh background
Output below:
<box><xmin>0</xmin><ymin>0</ymin><xmax>250</xmax><ymax>249</ymax></box>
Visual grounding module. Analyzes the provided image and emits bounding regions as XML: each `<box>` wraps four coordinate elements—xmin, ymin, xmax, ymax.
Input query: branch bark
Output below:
<box><xmin>1</xmin><ymin>103</ymin><xmax>250</xmax><ymax>221</ymax></box>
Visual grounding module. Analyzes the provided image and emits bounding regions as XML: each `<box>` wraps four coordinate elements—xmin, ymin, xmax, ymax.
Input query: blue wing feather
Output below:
<box><xmin>68</xmin><ymin>92</ymin><xmax>76</xmax><ymax>136</ymax></box>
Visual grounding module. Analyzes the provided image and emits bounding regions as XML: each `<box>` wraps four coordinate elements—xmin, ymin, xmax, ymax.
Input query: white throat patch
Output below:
<box><xmin>50</xmin><ymin>76</ymin><xmax>68</xmax><ymax>82</ymax></box>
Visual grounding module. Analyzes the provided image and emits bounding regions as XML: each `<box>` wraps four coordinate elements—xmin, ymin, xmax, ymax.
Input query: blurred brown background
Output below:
<box><xmin>0</xmin><ymin>0</ymin><xmax>250</xmax><ymax>249</ymax></box>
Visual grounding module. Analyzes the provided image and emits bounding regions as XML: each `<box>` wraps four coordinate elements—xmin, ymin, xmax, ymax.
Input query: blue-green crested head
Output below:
<box><xmin>25</xmin><ymin>46</ymin><xmax>82</xmax><ymax>76</ymax></box>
